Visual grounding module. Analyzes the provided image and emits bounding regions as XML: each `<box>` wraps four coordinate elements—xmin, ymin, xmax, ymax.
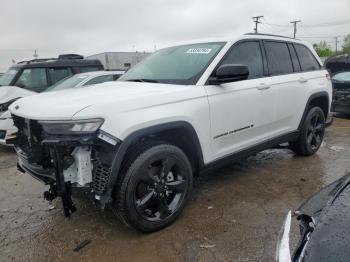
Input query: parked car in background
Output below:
<box><xmin>330</xmin><ymin>71</ymin><xmax>350</xmax><ymax>114</ymax></box>
<box><xmin>325</xmin><ymin>54</ymin><xmax>350</xmax><ymax>114</ymax></box>
<box><xmin>0</xmin><ymin>70</ymin><xmax>123</xmax><ymax>145</ymax></box>
<box><xmin>9</xmin><ymin>34</ymin><xmax>331</xmax><ymax>232</ymax></box>
<box><xmin>0</xmin><ymin>54</ymin><xmax>103</xmax><ymax>144</ymax></box>
<box><xmin>0</xmin><ymin>54</ymin><xmax>103</xmax><ymax>91</ymax></box>
<box><xmin>47</xmin><ymin>70</ymin><xmax>124</xmax><ymax>92</ymax></box>
<box><xmin>276</xmin><ymin>174</ymin><xmax>350</xmax><ymax>262</ymax></box>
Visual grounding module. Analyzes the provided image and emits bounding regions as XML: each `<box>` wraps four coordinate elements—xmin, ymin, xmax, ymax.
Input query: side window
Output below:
<box><xmin>83</xmin><ymin>75</ymin><xmax>114</xmax><ymax>86</ymax></box>
<box><xmin>79</xmin><ymin>67</ymin><xmax>101</xmax><ymax>73</ymax></box>
<box><xmin>265</xmin><ymin>41</ymin><xmax>294</xmax><ymax>75</ymax></box>
<box><xmin>14</xmin><ymin>68</ymin><xmax>48</xmax><ymax>92</ymax></box>
<box><xmin>48</xmin><ymin>67</ymin><xmax>73</xmax><ymax>85</ymax></box>
<box><xmin>294</xmin><ymin>44</ymin><xmax>321</xmax><ymax>71</ymax></box>
<box><xmin>288</xmin><ymin>44</ymin><xmax>301</xmax><ymax>72</ymax></box>
<box><xmin>220</xmin><ymin>41</ymin><xmax>264</xmax><ymax>79</ymax></box>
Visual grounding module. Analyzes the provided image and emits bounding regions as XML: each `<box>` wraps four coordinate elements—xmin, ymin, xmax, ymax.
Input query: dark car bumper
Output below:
<box><xmin>331</xmin><ymin>103</ymin><xmax>350</xmax><ymax>114</ymax></box>
<box><xmin>16</xmin><ymin>146</ymin><xmax>55</xmax><ymax>184</ymax></box>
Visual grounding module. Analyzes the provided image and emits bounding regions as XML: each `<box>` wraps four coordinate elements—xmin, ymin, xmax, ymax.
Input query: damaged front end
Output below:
<box><xmin>9</xmin><ymin>115</ymin><xmax>121</xmax><ymax>217</ymax></box>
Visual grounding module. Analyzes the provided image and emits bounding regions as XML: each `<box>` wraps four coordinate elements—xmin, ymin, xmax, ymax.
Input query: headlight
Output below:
<box><xmin>276</xmin><ymin>211</ymin><xmax>292</xmax><ymax>262</ymax></box>
<box><xmin>39</xmin><ymin>119</ymin><xmax>104</xmax><ymax>135</ymax></box>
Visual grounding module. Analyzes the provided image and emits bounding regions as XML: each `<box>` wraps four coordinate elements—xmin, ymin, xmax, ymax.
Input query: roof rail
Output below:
<box><xmin>245</xmin><ymin>33</ymin><xmax>298</xmax><ymax>40</ymax></box>
<box><xmin>17</xmin><ymin>54</ymin><xmax>84</xmax><ymax>64</ymax></box>
<box><xmin>18</xmin><ymin>58</ymin><xmax>58</xmax><ymax>64</ymax></box>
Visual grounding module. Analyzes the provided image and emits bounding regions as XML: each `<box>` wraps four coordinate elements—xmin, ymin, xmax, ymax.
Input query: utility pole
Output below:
<box><xmin>33</xmin><ymin>49</ymin><xmax>38</xmax><ymax>59</ymax></box>
<box><xmin>290</xmin><ymin>20</ymin><xmax>301</xmax><ymax>39</ymax></box>
<box><xmin>252</xmin><ymin>16</ymin><xmax>263</xmax><ymax>34</ymax></box>
<box><xmin>334</xmin><ymin>36</ymin><xmax>340</xmax><ymax>54</ymax></box>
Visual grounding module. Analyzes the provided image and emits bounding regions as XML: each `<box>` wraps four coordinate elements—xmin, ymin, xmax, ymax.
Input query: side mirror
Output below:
<box><xmin>208</xmin><ymin>64</ymin><xmax>249</xmax><ymax>85</ymax></box>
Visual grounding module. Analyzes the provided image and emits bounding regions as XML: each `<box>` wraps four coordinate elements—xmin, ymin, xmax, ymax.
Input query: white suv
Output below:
<box><xmin>9</xmin><ymin>34</ymin><xmax>332</xmax><ymax>232</ymax></box>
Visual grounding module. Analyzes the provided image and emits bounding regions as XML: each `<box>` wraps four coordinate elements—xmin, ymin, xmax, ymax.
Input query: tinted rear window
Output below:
<box><xmin>294</xmin><ymin>44</ymin><xmax>321</xmax><ymax>71</ymax></box>
<box><xmin>265</xmin><ymin>41</ymin><xmax>294</xmax><ymax>75</ymax></box>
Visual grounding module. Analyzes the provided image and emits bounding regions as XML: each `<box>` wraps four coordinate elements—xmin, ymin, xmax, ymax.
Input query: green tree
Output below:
<box><xmin>313</xmin><ymin>41</ymin><xmax>334</xmax><ymax>57</ymax></box>
<box><xmin>342</xmin><ymin>34</ymin><xmax>350</xmax><ymax>54</ymax></box>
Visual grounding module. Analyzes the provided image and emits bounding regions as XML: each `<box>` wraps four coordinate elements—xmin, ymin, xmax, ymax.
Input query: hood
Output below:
<box><xmin>298</xmin><ymin>177</ymin><xmax>350</xmax><ymax>262</ymax></box>
<box><xmin>9</xmin><ymin>81</ymin><xmax>203</xmax><ymax>120</ymax></box>
<box><xmin>292</xmin><ymin>174</ymin><xmax>350</xmax><ymax>262</ymax></box>
<box><xmin>0</xmin><ymin>86</ymin><xmax>36</xmax><ymax>104</ymax></box>
<box><xmin>296</xmin><ymin>174</ymin><xmax>350</xmax><ymax>223</ymax></box>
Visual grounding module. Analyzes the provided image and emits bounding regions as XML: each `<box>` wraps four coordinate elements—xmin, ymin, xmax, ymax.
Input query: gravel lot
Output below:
<box><xmin>1</xmin><ymin>116</ymin><xmax>349</xmax><ymax>262</ymax></box>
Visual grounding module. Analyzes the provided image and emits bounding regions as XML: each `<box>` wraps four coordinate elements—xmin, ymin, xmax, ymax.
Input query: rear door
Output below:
<box><xmin>205</xmin><ymin>40</ymin><xmax>274</xmax><ymax>160</ymax></box>
<box><xmin>263</xmin><ymin>40</ymin><xmax>305</xmax><ymax>136</ymax></box>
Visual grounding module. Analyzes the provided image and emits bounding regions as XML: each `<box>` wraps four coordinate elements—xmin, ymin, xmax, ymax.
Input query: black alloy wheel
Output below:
<box><xmin>113</xmin><ymin>143</ymin><xmax>193</xmax><ymax>232</ymax></box>
<box><xmin>290</xmin><ymin>106</ymin><xmax>325</xmax><ymax>156</ymax></box>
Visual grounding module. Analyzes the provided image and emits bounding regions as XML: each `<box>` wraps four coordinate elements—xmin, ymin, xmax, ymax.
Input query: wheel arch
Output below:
<box><xmin>298</xmin><ymin>91</ymin><xmax>329</xmax><ymax>130</ymax></box>
<box><xmin>103</xmin><ymin>121</ymin><xmax>205</xmax><ymax>202</ymax></box>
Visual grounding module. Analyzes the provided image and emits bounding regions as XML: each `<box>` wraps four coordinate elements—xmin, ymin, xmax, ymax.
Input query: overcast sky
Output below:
<box><xmin>0</xmin><ymin>0</ymin><xmax>349</xmax><ymax>71</ymax></box>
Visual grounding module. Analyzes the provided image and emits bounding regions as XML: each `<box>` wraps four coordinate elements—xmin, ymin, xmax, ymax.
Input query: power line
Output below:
<box><xmin>302</xmin><ymin>20</ymin><xmax>350</xmax><ymax>28</ymax></box>
<box><xmin>252</xmin><ymin>16</ymin><xmax>264</xmax><ymax>33</ymax></box>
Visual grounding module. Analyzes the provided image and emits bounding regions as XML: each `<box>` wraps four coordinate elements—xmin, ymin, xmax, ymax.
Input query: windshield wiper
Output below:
<box><xmin>125</xmin><ymin>79</ymin><xmax>159</xmax><ymax>83</ymax></box>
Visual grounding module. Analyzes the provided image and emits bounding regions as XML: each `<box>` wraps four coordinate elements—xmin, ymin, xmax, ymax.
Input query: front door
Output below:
<box><xmin>205</xmin><ymin>40</ymin><xmax>274</xmax><ymax>160</ymax></box>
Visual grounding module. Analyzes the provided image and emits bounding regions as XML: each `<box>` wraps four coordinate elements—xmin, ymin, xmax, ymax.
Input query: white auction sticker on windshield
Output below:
<box><xmin>186</xmin><ymin>48</ymin><xmax>212</xmax><ymax>54</ymax></box>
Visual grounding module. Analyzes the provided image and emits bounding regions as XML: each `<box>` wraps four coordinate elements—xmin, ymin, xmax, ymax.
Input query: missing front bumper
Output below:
<box><xmin>13</xmin><ymin>129</ymin><xmax>120</xmax><ymax>218</ymax></box>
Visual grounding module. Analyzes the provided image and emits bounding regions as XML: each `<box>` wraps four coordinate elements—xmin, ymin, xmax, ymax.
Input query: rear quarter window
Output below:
<box><xmin>294</xmin><ymin>44</ymin><xmax>321</xmax><ymax>71</ymax></box>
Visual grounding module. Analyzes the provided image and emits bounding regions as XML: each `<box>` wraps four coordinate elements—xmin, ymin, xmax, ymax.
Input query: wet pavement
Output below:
<box><xmin>1</xmin><ymin>116</ymin><xmax>350</xmax><ymax>262</ymax></box>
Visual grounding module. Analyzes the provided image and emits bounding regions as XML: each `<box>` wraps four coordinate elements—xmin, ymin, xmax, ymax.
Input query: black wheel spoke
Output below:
<box><xmin>315</xmin><ymin>134</ymin><xmax>321</xmax><ymax>147</ymax></box>
<box><xmin>165</xmin><ymin>180</ymin><xmax>186</xmax><ymax>193</ymax></box>
<box><xmin>313</xmin><ymin>114</ymin><xmax>319</xmax><ymax>127</ymax></box>
<box><xmin>136</xmin><ymin>190</ymin><xmax>155</xmax><ymax>211</ymax></box>
<box><xmin>160</xmin><ymin>158</ymin><xmax>176</xmax><ymax>178</ymax></box>
<box><xmin>308</xmin><ymin>123</ymin><xmax>314</xmax><ymax>133</ymax></box>
<box><xmin>307</xmin><ymin>133</ymin><xmax>313</xmax><ymax>145</ymax></box>
<box><xmin>315</xmin><ymin>123</ymin><xmax>323</xmax><ymax>133</ymax></box>
<box><xmin>157</xmin><ymin>197</ymin><xmax>170</xmax><ymax>219</ymax></box>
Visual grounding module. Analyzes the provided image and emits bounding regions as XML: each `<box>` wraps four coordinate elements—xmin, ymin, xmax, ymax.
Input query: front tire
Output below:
<box><xmin>112</xmin><ymin>143</ymin><xmax>193</xmax><ymax>232</ymax></box>
<box><xmin>290</xmin><ymin>106</ymin><xmax>325</xmax><ymax>156</ymax></box>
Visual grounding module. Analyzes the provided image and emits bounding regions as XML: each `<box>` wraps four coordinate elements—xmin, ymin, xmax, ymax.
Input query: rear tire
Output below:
<box><xmin>290</xmin><ymin>106</ymin><xmax>325</xmax><ymax>156</ymax></box>
<box><xmin>112</xmin><ymin>142</ymin><xmax>193</xmax><ymax>232</ymax></box>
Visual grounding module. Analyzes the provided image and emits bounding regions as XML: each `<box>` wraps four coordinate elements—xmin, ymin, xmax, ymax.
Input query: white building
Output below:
<box><xmin>86</xmin><ymin>52</ymin><xmax>151</xmax><ymax>71</ymax></box>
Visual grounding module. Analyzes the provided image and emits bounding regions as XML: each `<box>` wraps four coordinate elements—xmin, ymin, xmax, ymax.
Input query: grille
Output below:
<box><xmin>93</xmin><ymin>163</ymin><xmax>112</xmax><ymax>195</ymax></box>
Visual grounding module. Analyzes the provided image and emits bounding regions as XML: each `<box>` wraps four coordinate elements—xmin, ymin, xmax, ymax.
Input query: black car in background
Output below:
<box><xmin>276</xmin><ymin>174</ymin><xmax>350</xmax><ymax>262</ymax></box>
<box><xmin>325</xmin><ymin>54</ymin><xmax>350</xmax><ymax>114</ymax></box>
<box><xmin>0</xmin><ymin>54</ymin><xmax>103</xmax><ymax>92</ymax></box>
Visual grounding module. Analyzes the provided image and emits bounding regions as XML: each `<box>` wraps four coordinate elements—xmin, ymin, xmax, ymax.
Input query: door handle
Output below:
<box><xmin>257</xmin><ymin>83</ymin><xmax>271</xmax><ymax>90</ymax></box>
<box><xmin>299</xmin><ymin>77</ymin><xmax>308</xmax><ymax>83</ymax></box>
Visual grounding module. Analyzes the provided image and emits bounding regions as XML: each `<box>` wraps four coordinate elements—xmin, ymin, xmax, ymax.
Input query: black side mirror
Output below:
<box><xmin>208</xmin><ymin>64</ymin><xmax>249</xmax><ymax>85</ymax></box>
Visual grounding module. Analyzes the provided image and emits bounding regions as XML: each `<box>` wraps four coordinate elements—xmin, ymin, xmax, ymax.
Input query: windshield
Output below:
<box><xmin>0</xmin><ymin>68</ymin><xmax>19</xmax><ymax>86</ymax></box>
<box><xmin>46</xmin><ymin>74</ymin><xmax>89</xmax><ymax>91</ymax></box>
<box><xmin>333</xmin><ymin>71</ymin><xmax>350</xmax><ymax>82</ymax></box>
<box><xmin>119</xmin><ymin>42</ymin><xmax>225</xmax><ymax>85</ymax></box>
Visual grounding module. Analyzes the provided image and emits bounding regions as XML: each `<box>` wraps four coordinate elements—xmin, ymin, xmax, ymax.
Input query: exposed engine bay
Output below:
<box><xmin>9</xmin><ymin>115</ymin><xmax>120</xmax><ymax>217</ymax></box>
